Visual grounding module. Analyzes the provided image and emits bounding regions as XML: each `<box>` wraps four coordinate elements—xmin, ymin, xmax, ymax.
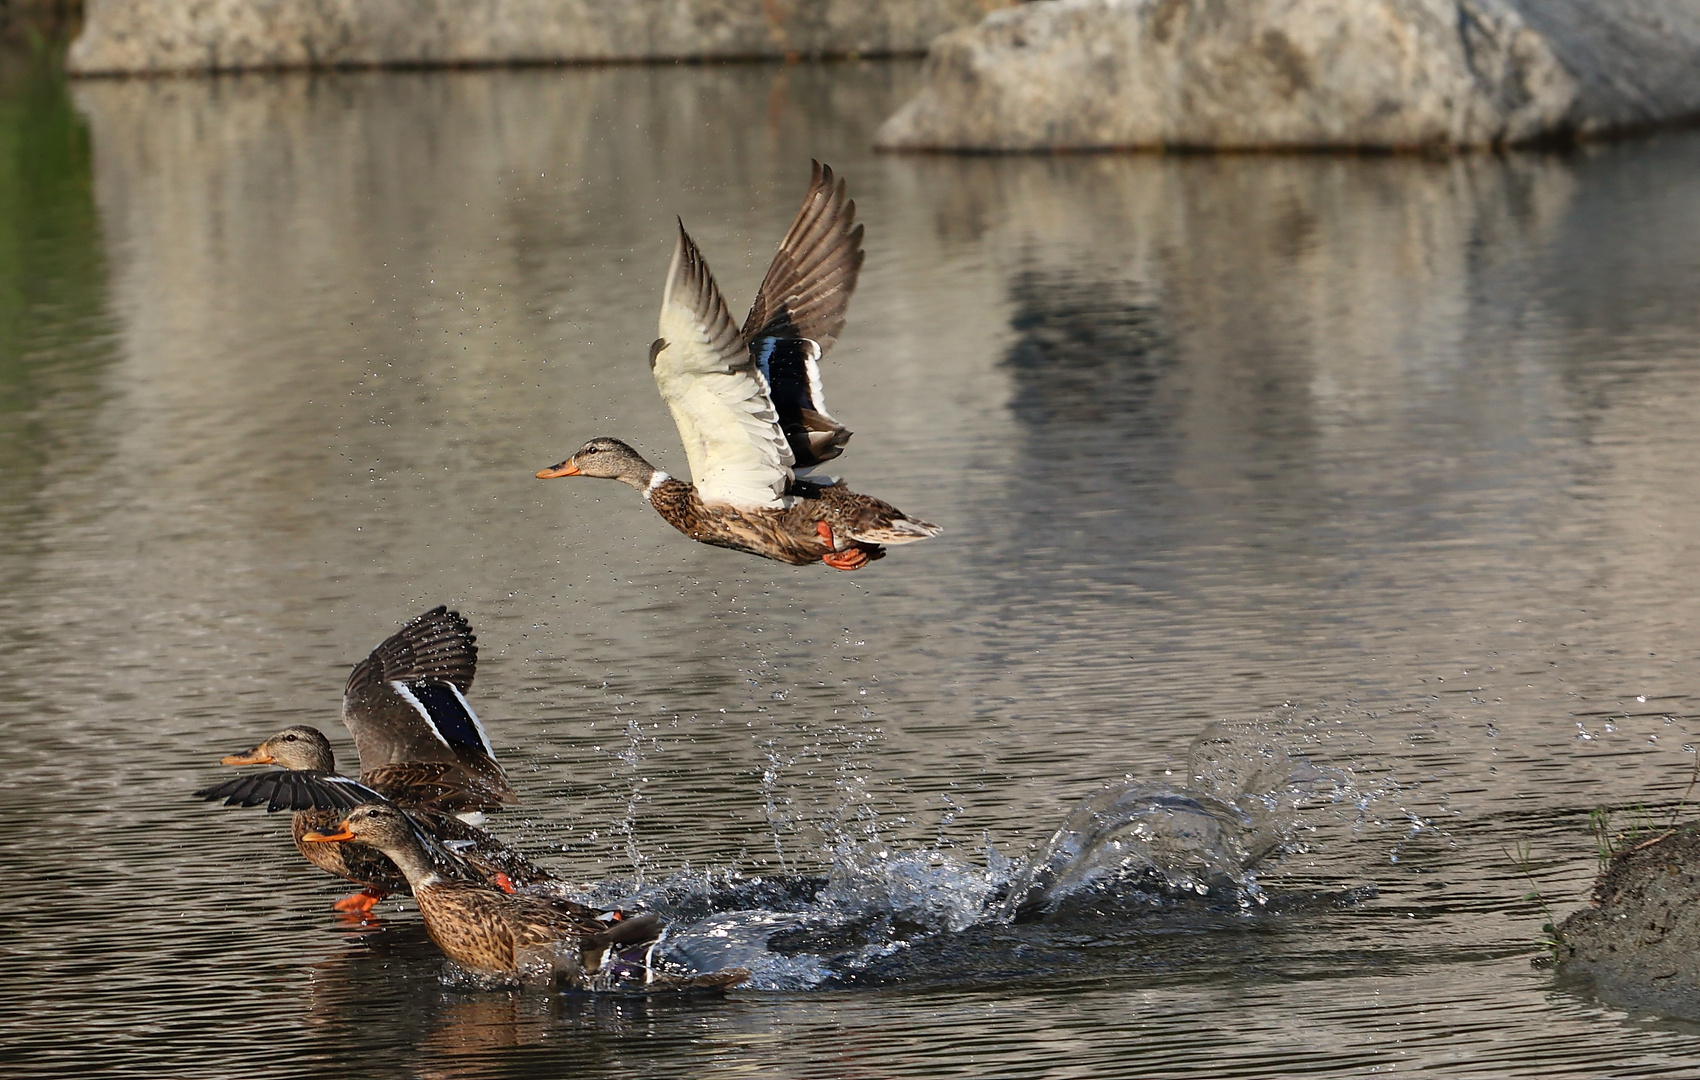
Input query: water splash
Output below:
<box><xmin>820</xmin><ymin>845</ymin><xmax>1000</xmax><ymax>935</ymax></box>
<box><xmin>533</xmin><ymin>717</ymin><xmax>1381</xmax><ymax>991</ymax></box>
<box><xmin>994</xmin><ymin>783</ymin><xmax>1273</xmax><ymax>922</ymax></box>
<box><xmin>996</xmin><ymin>719</ymin><xmax>1355</xmax><ymax>921</ymax></box>
<box><xmin>756</xmin><ymin>737</ymin><xmax>796</xmax><ymax>875</ymax></box>
<box><xmin>610</xmin><ymin>711</ymin><xmax>657</xmax><ymax>885</ymax></box>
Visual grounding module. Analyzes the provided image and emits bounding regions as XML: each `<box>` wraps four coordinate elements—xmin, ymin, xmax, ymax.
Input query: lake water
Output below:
<box><xmin>5</xmin><ymin>51</ymin><xmax>1700</xmax><ymax>1078</ymax></box>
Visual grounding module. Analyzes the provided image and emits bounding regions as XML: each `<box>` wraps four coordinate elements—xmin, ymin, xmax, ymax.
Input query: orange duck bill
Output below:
<box><xmin>301</xmin><ymin>822</ymin><xmax>357</xmax><ymax>842</ymax></box>
<box><xmin>220</xmin><ymin>748</ymin><xmax>274</xmax><ymax>766</ymax></box>
<box><xmin>534</xmin><ymin>459</ymin><xmax>581</xmax><ymax>479</ymax></box>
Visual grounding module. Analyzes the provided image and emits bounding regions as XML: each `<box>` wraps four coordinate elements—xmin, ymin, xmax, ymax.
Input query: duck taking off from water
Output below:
<box><xmin>535</xmin><ymin>161</ymin><xmax>940</xmax><ymax>571</ymax></box>
<box><xmin>305</xmin><ymin>804</ymin><xmax>749</xmax><ymax>991</ymax></box>
<box><xmin>195</xmin><ymin>606</ymin><xmax>548</xmax><ymax>914</ymax></box>
<box><xmin>196</xmin><ymin>722</ymin><xmax>550</xmax><ymax>911</ymax></box>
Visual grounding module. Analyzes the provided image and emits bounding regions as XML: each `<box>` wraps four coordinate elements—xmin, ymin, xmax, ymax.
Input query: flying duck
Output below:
<box><xmin>536</xmin><ymin>161</ymin><xmax>940</xmax><ymax>571</ymax></box>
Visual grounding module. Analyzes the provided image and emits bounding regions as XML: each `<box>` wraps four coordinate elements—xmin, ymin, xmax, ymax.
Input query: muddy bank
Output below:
<box><xmin>1556</xmin><ymin>823</ymin><xmax>1700</xmax><ymax>1019</ymax></box>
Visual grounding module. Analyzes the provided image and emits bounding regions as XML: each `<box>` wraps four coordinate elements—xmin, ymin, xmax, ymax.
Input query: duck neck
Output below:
<box><xmin>636</xmin><ymin>469</ymin><xmax>672</xmax><ymax>503</ymax></box>
<box><xmin>369</xmin><ymin>830</ymin><xmax>442</xmax><ymax>888</ymax></box>
<box><xmin>612</xmin><ymin>457</ymin><xmax>670</xmax><ymax>501</ymax></box>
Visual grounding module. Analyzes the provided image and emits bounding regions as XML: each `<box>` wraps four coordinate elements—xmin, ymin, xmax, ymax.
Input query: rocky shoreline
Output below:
<box><xmin>67</xmin><ymin>1</ymin><xmax>1700</xmax><ymax>151</ymax></box>
<box><xmin>876</xmin><ymin>0</ymin><xmax>1700</xmax><ymax>151</ymax></box>
<box><xmin>67</xmin><ymin>0</ymin><xmax>1012</xmax><ymax>75</ymax></box>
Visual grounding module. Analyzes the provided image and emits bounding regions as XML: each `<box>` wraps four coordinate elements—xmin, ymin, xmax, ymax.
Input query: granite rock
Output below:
<box><xmin>875</xmin><ymin>0</ymin><xmax>1700</xmax><ymax>150</ymax></box>
<box><xmin>68</xmin><ymin>0</ymin><xmax>1015</xmax><ymax>75</ymax></box>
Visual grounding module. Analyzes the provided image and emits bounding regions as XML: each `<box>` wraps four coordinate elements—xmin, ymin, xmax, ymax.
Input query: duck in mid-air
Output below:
<box><xmin>536</xmin><ymin>161</ymin><xmax>940</xmax><ymax>571</ymax></box>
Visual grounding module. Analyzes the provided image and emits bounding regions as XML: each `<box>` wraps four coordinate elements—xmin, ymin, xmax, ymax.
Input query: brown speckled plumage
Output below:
<box><xmin>647</xmin><ymin>475</ymin><xmax>922</xmax><ymax>566</ymax></box>
<box><xmin>201</xmin><ymin>724</ymin><xmax>553</xmax><ymax>899</ymax></box>
<box><xmin>307</xmin><ymin>805</ymin><xmax>749</xmax><ymax>991</ymax></box>
<box><xmin>197</xmin><ymin>607</ymin><xmax>551</xmax><ymax>909</ymax></box>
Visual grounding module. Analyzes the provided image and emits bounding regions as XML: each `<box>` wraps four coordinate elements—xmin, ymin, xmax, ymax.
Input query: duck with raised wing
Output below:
<box><xmin>196</xmin><ymin>606</ymin><xmax>550</xmax><ymax>913</ymax></box>
<box><xmin>306</xmin><ymin>804</ymin><xmax>749</xmax><ymax>992</ymax></box>
<box><xmin>198</xmin><ymin>723</ymin><xmax>552</xmax><ymax>911</ymax></box>
<box><xmin>536</xmin><ymin>161</ymin><xmax>940</xmax><ymax>571</ymax></box>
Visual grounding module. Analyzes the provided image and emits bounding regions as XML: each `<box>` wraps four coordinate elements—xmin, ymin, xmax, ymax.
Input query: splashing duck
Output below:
<box><xmin>306</xmin><ymin>804</ymin><xmax>749</xmax><ymax>991</ymax></box>
<box><xmin>196</xmin><ymin>606</ymin><xmax>550</xmax><ymax>913</ymax></box>
<box><xmin>536</xmin><ymin>161</ymin><xmax>941</xmax><ymax>571</ymax></box>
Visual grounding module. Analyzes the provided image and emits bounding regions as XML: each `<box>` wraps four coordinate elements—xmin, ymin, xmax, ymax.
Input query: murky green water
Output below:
<box><xmin>4</xmin><ymin>51</ymin><xmax>1700</xmax><ymax>1078</ymax></box>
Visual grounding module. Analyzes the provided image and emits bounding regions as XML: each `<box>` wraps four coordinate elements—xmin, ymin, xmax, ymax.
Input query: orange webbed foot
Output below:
<box><xmin>816</xmin><ymin>521</ymin><xmax>869</xmax><ymax>569</ymax></box>
<box><xmin>332</xmin><ymin>887</ymin><xmax>387</xmax><ymax>915</ymax></box>
<box><xmin>822</xmin><ymin>548</ymin><xmax>870</xmax><ymax>571</ymax></box>
<box><xmin>493</xmin><ymin>872</ymin><xmax>517</xmax><ymax>894</ymax></box>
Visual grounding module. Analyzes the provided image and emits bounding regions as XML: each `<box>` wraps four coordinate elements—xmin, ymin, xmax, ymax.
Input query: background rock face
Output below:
<box><xmin>67</xmin><ymin>0</ymin><xmax>1014</xmax><ymax>74</ymax></box>
<box><xmin>875</xmin><ymin>0</ymin><xmax>1700</xmax><ymax>150</ymax></box>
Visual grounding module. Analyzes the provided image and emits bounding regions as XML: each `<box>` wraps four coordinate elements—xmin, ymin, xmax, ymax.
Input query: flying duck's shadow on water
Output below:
<box><xmin>489</xmin><ymin>717</ymin><xmax>1397</xmax><ymax>994</ymax></box>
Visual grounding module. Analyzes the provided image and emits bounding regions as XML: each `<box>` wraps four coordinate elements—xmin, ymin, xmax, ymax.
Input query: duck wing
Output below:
<box><xmin>412</xmin><ymin>809</ymin><xmax>556</xmax><ymax>887</ymax></box>
<box><xmin>194</xmin><ymin>770</ymin><xmax>383</xmax><ymax>813</ymax></box>
<box><xmin>360</xmin><ymin>759</ymin><xmax>510</xmax><ymax>815</ymax></box>
<box><xmin>503</xmin><ymin>898</ymin><xmax>667</xmax><ymax>982</ymax></box>
<box><xmin>740</xmin><ymin>161</ymin><xmax>863</xmax><ymax>468</ymax></box>
<box><xmin>500</xmin><ymin>893</ymin><xmax>617</xmax><ymax>948</ymax></box>
<box><xmin>341</xmin><ymin>606</ymin><xmax>515</xmax><ymax>808</ymax></box>
<box><xmin>653</xmin><ymin>221</ymin><xmax>795</xmax><ymax>510</ymax></box>
<box><xmin>349</xmin><ymin>604</ymin><xmax>477</xmax><ymax>692</ymax></box>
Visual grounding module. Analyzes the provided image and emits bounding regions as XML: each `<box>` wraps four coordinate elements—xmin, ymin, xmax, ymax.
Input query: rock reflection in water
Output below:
<box><xmin>1003</xmin><ymin>269</ymin><xmax>1170</xmax><ymax>438</ymax></box>
<box><xmin>0</xmin><ymin>53</ymin><xmax>116</xmax><ymax>599</ymax></box>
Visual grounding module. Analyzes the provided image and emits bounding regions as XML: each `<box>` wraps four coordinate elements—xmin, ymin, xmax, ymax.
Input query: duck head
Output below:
<box><xmin>535</xmin><ymin>437</ymin><xmax>661</xmax><ymax>491</ymax></box>
<box><xmin>301</xmin><ymin>803</ymin><xmax>411</xmax><ymax>846</ymax></box>
<box><xmin>220</xmin><ymin>725</ymin><xmax>336</xmax><ymax>772</ymax></box>
<box><xmin>301</xmin><ymin>803</ymin><xmax>438</xmax><ymax>882</ymax></box>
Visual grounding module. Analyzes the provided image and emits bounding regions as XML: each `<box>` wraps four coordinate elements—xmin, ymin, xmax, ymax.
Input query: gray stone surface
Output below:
<box><xmin>875</xmin><ymin>0</ymin><xmax>1700</xmax><ymax>150</ymax></box>
<box><xmin>1556</xmin><ymin>824</ymin><xmax>1700</xmax><ymax>1019</ymax></box>
<box><xmin>67</xmin><ymin>0</ymin><xmax>1015</xmax><ymax>75</ymax></box>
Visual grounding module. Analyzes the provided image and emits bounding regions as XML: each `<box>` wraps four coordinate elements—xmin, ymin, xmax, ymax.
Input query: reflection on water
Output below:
<box><xmin>4</xmin><ymin>56</ymin><xmax>1700</xmax><ymax>1078</ymax></box>
<box><xmin>0</xmin><ymin>45</ymin><xmax>114</xmax><ymax>578</ymax></box>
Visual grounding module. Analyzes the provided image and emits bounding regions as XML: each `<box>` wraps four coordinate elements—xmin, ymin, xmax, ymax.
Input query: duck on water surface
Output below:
<box><xmin>305</xmin><ymin>804</ymin><xmax>749</xmax><ymax>992</ymax></box>
<box><xmin>196</xmin><ymin>606</ymin><xmax>550</xmax><ymax>913</ymax></box>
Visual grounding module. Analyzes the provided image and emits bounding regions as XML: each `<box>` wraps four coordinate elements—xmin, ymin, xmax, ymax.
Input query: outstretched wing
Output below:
<box><xmin>742</xmin><ymin>160</ymin><xmax>865</xmax><ymax>355</ymax></box>
<box><xmin>345</xmin><ymin>604</ymin><xmax>477</xmax><ymax>695</ymax></box>
<box><xmin>741</xmin><ymin>161</ymin><xmax>863</xmax><ymax>468</ymax></box>
<box><xmin>194</xmin><ymin>770</ymin><xmax>383</xmax><ymax>813</ymax></box>
<box><xmin>341</xmin><ymin>606</ymin><xmax>515</xmax><ymax>809</ymax></box>
<box><xmin>653</xmin><ymin>221</ymin><xmax>795</xmax><ymax>510</ymax></box>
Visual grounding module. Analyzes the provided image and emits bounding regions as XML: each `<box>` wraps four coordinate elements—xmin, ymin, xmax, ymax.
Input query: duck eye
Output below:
<box><xmin>283</xmin><ymin>733</ymin><xmax>298</xmax><ymax>741</ymax></box>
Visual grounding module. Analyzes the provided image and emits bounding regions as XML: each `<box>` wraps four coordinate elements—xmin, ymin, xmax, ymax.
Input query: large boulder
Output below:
<box><xmin>875</xmin><ymin>0</ymin><xmax>1700</xmax><ymax>150</ymax></box>
<box><xmin>1556</xmin><ymin>824</ymin><xmax>1700</xmax><ymax>1019</ymax></box>
<box><xmin>67</xmin><ymin>0</ymin><xmax>1015</xmax><ymax>75</ymax></box>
